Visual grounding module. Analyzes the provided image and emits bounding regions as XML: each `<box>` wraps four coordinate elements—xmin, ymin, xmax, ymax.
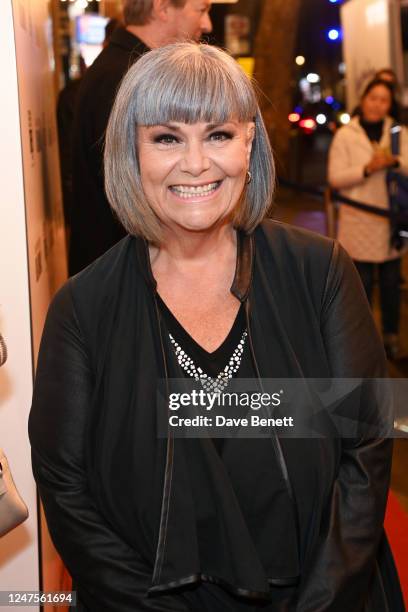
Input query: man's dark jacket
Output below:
<box><xmin>69</xmin><ymin>28</ymin><xmax>149</xmax><ymax>275</ymax></box>
<box><xmin>30</xmin><ymin>221</ymin><xmax>404</xmax><ymax>611</ymax></box>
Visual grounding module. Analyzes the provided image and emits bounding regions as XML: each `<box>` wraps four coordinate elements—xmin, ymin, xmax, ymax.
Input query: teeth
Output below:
<box><xmin>170</xmin><ymin>181</ymin><xmax>220</xmax><ymax>198</ymax></box>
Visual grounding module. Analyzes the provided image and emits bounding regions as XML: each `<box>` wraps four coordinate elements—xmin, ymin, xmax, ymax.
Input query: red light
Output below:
<box><xmin>288</xmin><ymin>112</ymin><xmax>301</xmax><ymax>123</ymax></box>
<box><xmin>299</xmin><ymin>118</ymin><xmax>316</xmax><ymax>129</ymax></box>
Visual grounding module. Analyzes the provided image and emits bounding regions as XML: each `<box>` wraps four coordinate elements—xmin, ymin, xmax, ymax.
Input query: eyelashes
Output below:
<box><xmin>210</xmin><ymin>131</ymin><xmax>234</xmax><ymax>142</ymax></box>
<box><xmin>152</xmin><ymin>131</ymin><xmax>234</xmax><ymax>146</ymax></box>
<box><xmin>153</xmin><ymin>134</ymin><xmax>178</xmax><ymax>145</ymax></box>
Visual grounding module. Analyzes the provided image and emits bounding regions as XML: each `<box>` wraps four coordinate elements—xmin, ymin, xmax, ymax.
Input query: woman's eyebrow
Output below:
<box><xmin>206</xmin><ymin>123</ymin><xmax>224</xmax><ymax>131</ymax></box>
<box><xmin>206</xmin><ymin>122</ymin><xmax>237</xmax><ymax>131</ymax></box>
<box><xmin>149</xmin><ymin>123</ymin><xmax>181</xmax><ymax>131</ymax></box>
<box><xmin>146</xmin><ymin>122</ymin><xmax>237</xmax><ymax>132</ymax></box>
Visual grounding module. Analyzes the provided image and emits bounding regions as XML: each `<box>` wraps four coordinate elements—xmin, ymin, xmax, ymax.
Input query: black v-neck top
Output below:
<box><xmin>156</xmin><ymin>294</ymin><xmax>248</xmax><ymax>377</ymax></box>
<box><xmin>156</xmin><ymin>295</ymin><xmax>256</xmax><ymax>454</ymax></box>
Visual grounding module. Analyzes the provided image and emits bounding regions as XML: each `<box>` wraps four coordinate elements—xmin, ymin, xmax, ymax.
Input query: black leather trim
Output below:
<box><xmin>230</xmin><ymin>231</ymin><xmax>255</xmax><ymax>302</ymax></box>
<box><xmin>135</xmin><ymin>238</ymin><xmax>157</xmax><ymax>289</ymax></box>
<box><xmin>148</xmin><ymin>572</ymin><xmax>299</xmax><ymax>599</ymax></box>
<box><xmin>268</xmin><ymin>577</ymin><xmax>300</xmax><ymax>587</ymax></box>
<box><xmin>151</xmin><ymin>295</ymin><xmax>174</xmax><ymax>586</ymax></box>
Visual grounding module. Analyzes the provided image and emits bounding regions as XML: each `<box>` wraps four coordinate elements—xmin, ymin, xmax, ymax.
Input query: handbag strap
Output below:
<box><xmin>387</xmin><ymin>124</ymin><xmax>401</xmax><ymax>189</ymax></box>
<box><xmin>388</xmin><ymin>123</ymin><xmax>404</xmax><ymax>249</ymax></box>
<box><xmin>390</xmin><ymin>123</ymin><xmax>401</xmax><ymax>156</ymax></box>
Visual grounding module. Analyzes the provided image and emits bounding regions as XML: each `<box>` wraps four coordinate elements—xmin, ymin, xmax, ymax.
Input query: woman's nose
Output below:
<box><xmin>179</xmin><ymin>142</ymin><xmax>210</xmax><ymax>175</ymax></box>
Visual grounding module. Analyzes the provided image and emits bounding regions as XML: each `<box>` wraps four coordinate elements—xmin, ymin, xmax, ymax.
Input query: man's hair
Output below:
<box><xmin>104</xmin><ymin>43</ymin><xmax>275</xmax><ymax>243</ymax></box>
<box><xmin>123</xmin><ymin>0</ymin><xmax>187</xmax><ymax>26</ymax></box>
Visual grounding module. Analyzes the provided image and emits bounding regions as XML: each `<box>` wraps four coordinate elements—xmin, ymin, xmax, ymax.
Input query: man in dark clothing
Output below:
<box><xmin>57</xmin><ymin>57</ymin><xmax>86</xmax><ymax>232</ymax></box>
<box><xmin>57</xmin><ymin>22</ymin><xmax>119</xmax><ymax>234</ymax></box>
<box><xmin>69</xmin><ymin>0</ymin><xmax>212</xmax><ymax>275</ymax></box>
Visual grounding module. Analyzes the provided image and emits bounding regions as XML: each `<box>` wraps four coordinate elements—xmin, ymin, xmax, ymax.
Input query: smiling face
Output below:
<box><xmin>361</xmin><ymin>84</ymin><xmax>392</xmax><ymax>122</ymax></box>
<box><xmin>137</xmin><ymin>121</ymin><xmax>255</xmax><ymax>235</ymax></box>
<box><xmin>166</xmin><ymin>0</ymin><xmax>212</xmax><ymax>42</ymax></box>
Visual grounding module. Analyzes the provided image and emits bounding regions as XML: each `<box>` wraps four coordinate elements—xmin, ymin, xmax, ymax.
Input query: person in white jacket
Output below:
<box><xmin>328</xmin><ymin>78</ymin><xmax>408</xmax><ymax>358</ymax></box>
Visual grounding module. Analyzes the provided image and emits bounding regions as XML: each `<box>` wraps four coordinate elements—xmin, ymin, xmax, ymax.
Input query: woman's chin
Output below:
<box><xmin>161</xmin><ymin>206</ymin><xmax>236</xmax><ymax>234</ymax></box>
<box><xmin>171</xmin><ymin>214</ymin><xmax>230</xmax><ymax>234</ymax></box>
<box><xmin>364</xmin><ymin>115</ymin><xmax>385</xmax><ymax>122</ymax></box>
<box><xmin>176</xmin><ymin>220</ymin><xmax>221</xmax><ymax>233</ymax></box>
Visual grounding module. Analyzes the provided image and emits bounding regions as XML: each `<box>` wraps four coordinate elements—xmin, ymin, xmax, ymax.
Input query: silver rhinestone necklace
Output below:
<box><xmin>169</xmin><ymin>330</ymin><xmax>248</xmax><ymax>393</ymax></box>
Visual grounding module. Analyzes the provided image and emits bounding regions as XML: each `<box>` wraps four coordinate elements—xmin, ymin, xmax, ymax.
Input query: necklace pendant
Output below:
<box><xmin>169</xmin><ymin>330</ymin><xmax>248</xmax><ymax>392</ymax></box>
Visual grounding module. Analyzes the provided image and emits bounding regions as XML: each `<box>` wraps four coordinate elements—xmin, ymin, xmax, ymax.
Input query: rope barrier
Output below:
<box><xmin>277</xmin><ymin>177</ymin><xmax>408</xmax><ymax>225</ymax></box>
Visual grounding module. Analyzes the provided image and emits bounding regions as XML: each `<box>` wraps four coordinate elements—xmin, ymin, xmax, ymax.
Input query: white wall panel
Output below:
<box><xmin>0</xmin><ymin>0</ymin><xmax>68</xmax><ymax>607</ymax></box>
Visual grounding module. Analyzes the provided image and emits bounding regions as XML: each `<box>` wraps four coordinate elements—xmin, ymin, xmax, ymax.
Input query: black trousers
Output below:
<box><xmin>354</xmin><ymin>258</ymin><xmax>401</xmax><ymax>334</ymax></box>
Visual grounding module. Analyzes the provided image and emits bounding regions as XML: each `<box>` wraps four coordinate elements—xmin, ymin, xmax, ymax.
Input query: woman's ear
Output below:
<box><xmin>246</xmin><ymin>122</ymin><xmax>256</xmax><ymax>164</ymax></box>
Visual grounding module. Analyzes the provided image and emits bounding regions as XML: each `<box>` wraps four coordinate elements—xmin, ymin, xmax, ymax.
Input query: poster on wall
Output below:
<box><xmin>225</xmin><ymin>14</ymin><xmax>250</xmax><ymax>56</ymax></box>
<box><xmin>12</xmin><ymin>0</ymin><xmax>67</xmax><ymax>362</ymax></box>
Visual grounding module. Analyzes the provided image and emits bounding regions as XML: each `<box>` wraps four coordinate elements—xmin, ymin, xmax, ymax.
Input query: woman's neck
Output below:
<box><xmin>149</xmin><ymin>223</ymin><xmax>237</xmax><ymax>271</ymax></box>
<box><xmin>359</xmin><ymin>116</ymin><xmax>385</xmax><ymax>143</ymax></box>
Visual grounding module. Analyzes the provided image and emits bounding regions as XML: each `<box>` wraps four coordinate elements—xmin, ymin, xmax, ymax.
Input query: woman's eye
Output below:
<box><xmin>154</xmin><ymin>134</ymin><xmax>179</xmax><ymax>145</ymax></box>
<box><xmin>209</xmin><ymin>131</ymin><xmax>233</xmax><ymax>142</ymax></box>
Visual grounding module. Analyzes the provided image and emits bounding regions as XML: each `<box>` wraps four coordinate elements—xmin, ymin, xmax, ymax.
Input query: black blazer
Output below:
<box><xmin>69</xmin><ymin>28</ymin><xmax>149</xmax><ymax>275</ymax></box>
<box><xmin>29</xmin><ymin>221</ymin><xmax>403</xmax><ymax>611</ymax></box>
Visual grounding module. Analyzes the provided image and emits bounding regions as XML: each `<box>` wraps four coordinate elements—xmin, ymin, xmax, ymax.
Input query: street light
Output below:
<box><xmin>288</xmin><ymin>112</ymin><xmax>301</xmax><ymax>123</ymax></box>
<box><xmin>306</xmin><ymin>73</ymin><xmax>320</xmax><ymax>84</ymax></box>
<box><xmin>327</xmin><ymin>28</ymin><xmax>341</xmax><ymax>41</ymax></box>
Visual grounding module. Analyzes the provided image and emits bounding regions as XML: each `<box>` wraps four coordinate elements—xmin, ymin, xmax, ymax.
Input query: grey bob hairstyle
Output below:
<box><xmin>104</xmin><ymin>43</ymin><xmax>275</xmax><ymax>242</ymax></box>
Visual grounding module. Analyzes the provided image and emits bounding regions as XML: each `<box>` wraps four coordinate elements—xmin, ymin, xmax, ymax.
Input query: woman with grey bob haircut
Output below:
<box><xmin>104</xmin><ymin>43</ymin><xmax>274</xmax><ymax>242</ymax></box>
<box><xmin>30</xmin><ymin>42</ymin><xmax>403</xmax><ymax>611</ymax></box>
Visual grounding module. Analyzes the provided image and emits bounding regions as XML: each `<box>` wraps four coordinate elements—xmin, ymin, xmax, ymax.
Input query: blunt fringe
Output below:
<box><xmin>104</xmin><ymin>43</ymin><xmax>275</xmax><ymax>242</ymax></box>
